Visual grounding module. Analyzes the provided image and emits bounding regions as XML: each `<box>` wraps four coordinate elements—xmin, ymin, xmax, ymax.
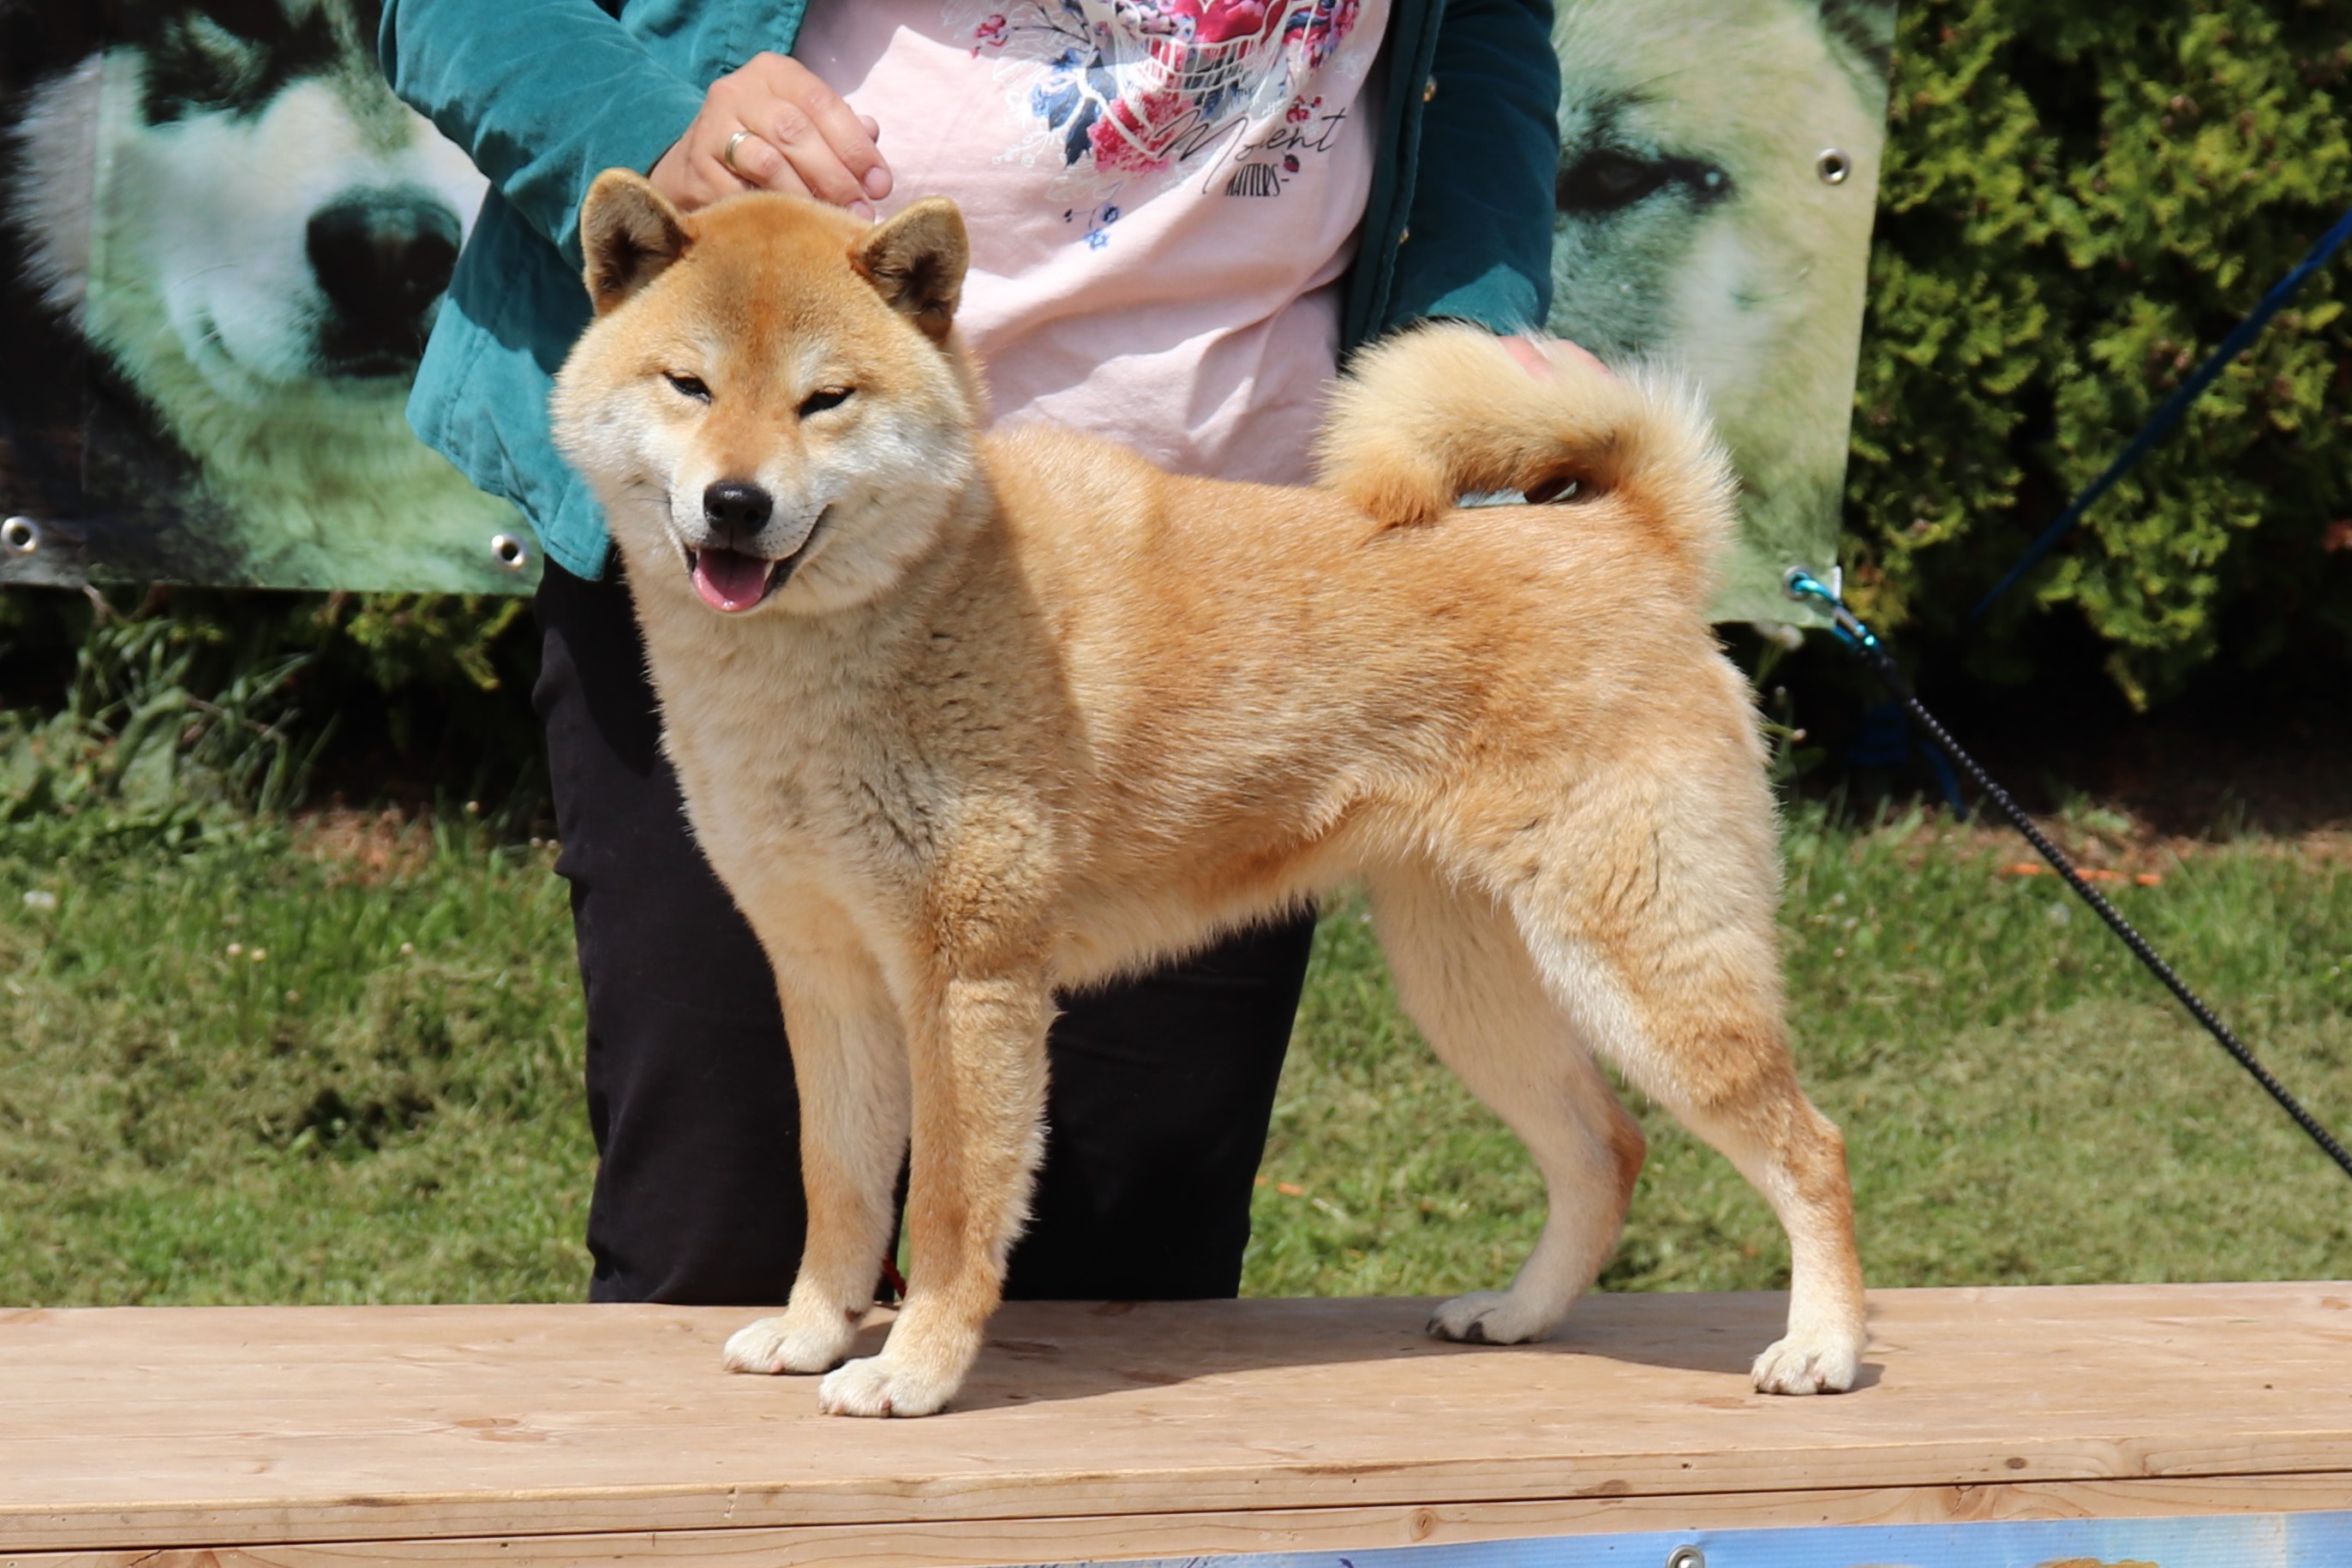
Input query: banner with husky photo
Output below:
<box><xmin>0</xmin><ymin>0</ymin><xmax>1894</xmax><ymax>609</ymax></box>
<box><xmin>1547</xmin><ymin>0</ymin><xmax>1894</xmax><ymax>625</ymax></box>
<box><xmin>0</xmin><ymin>0</ymin><xmax>532</xmax><ymax>593</ymax></box>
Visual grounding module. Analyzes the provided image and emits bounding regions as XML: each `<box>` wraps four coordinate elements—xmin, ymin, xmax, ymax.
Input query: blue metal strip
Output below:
<box><xmin>1025</xmin><ymin>1508</ymin><xmax>2352</xmax><ymax>1568</ymax></box>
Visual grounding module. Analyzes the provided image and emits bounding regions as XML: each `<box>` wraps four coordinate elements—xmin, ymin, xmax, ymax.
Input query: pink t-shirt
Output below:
<box><xmin>793</xmin><ymin>0</ymin><xmax>1389</xmax><ymax>485</ymax></box>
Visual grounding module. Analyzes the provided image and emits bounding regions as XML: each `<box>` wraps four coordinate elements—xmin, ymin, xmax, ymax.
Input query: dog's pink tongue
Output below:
<box><xmin>692</xmin><ymin>548</ymin><xmax>774</xmax><ymax>613</ymax></box>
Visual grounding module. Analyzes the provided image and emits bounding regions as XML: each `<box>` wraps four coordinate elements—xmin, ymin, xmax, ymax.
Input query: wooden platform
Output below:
<box><xmin>6</xmin><ymin>1283</ymin><xmax>2350</xmax><ymax>1565</ymax></box>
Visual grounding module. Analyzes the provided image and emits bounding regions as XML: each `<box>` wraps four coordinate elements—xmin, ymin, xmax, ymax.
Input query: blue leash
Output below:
<box><xmin>1970</xmin><ymin>202</ymin><xmax>2352</xmax><ymax>622</ymax></box>
<box><xmin>1788</xmin><ymin>569</ymin><xmax>2352</xmax><ymax>1185</ymax></box>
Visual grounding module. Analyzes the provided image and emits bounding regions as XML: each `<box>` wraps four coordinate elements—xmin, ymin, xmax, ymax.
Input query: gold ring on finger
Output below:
<box><xmin>722</xmin><ymin>129</ymin><xmax>754</xmax><ymax>177</ymax></box>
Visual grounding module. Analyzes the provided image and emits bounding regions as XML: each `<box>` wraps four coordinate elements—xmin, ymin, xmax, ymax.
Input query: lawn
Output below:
<box><xmin>3</xmin><ymin>804</ymin><xmax>2347</xmax><ymax>1306</ymax></box>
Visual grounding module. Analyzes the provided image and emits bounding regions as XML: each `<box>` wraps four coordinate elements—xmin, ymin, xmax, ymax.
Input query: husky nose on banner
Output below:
<box><xmin>305</xmin><ymin>188</ymin><xmax>464</xmax><ymax>374</ymax></box>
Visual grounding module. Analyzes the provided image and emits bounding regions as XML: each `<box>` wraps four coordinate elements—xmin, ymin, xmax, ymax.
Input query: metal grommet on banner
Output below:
<box><xmin>490</xmin><ymin>533</ymin><xmax>530</xmax><ymax>572</ymax></box>
<box><xmin>2</xmin><ymin>517</ymin><xmax>38</xmax><ymax>554</ymax></box>
<box><xmin>1816</xmin><ymin>147</ymin><xmax>1852</xmax><ymax>184</ymax></box>
<box><xmin>1665</xmin><ymin>1547</ymin><xmax>1706</xmax><ymax>1568</ymax></box>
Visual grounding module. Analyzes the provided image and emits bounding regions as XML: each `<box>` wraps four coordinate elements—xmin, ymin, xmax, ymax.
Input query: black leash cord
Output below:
<box><xmin>1786</xmin><ymin>572</ymin><xmax>2352</xmax><ymax>1185</ymax></box>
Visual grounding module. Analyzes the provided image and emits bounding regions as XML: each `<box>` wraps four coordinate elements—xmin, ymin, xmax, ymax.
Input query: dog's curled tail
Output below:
<box><xmin>1315</xmin><ymin>324</ymin><xmax>1737</xmax><ymax>586</ymax></box>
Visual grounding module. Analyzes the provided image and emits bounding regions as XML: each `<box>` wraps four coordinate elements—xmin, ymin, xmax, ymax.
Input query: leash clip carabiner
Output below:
<box><xmin>1781</xmin><ymin>567</ymin><xmax>1877</xmax><ymax>653</ymax></box>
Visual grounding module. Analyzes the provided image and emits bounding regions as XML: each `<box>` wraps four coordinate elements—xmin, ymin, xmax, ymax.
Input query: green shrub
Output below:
<box><xmin>1851</xmin><ymin>0</ymin><xmax>2351</xmax><ymax>704</ymax></box>
<box><xmin>0</xmin><ymin>587</ymin><xmax>539</xmax><ymax>823</ymax></box>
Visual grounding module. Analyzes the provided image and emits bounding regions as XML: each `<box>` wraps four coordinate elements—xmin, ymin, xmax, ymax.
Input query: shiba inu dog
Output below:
<box><xmin>0</xmin><ymin>0</ymin><xmax>519</xmax><ymax>589</ymax></box>
<box><xmin>1548</xmin><ymin>0</ymin><xmax>1894</xmax><ymax>615</ymax></box>
<box><xmin>551</xmin><ymin>172</ymin><xmax>1867</xmax><ymax>1418</ymax></box>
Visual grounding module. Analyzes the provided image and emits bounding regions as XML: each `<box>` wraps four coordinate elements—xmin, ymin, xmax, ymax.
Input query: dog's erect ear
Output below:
<box><xmin>581</xmin><ymin>170</ymin><xmax>691</xmax><ymax>315</ymax></box>
<box><xmin>851</xmin><ymin>198</ymin><xmax>968</xmax><ymax>343</ymax></box>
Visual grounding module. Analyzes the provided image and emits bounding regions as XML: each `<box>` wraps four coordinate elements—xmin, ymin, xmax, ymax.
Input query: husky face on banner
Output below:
<box><xmin>0</xmin><ymin>0</ymin><xmax>527</xmax><ymax>591</ymax></box>
<box><xmin>1548</xmin><ymin>0</ymin><xmax>1896</xmax><ymax>625</ymax></box>
<box><xmin>0</xmin><ymin>0</ymin><xmax>1894</xmax><ymax>602</ymax></box>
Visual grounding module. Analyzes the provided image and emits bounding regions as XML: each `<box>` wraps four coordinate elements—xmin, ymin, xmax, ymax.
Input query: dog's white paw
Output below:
<box><xmin>816</xmin><ymin>1353</ymin><xmax>955</xmax><ymax>1418</ymax></box>
<box><xmin>1425</xmin><ymin>1290</ymin><xmax>1553</xmax><ymax>1346</ymax></box>
<box><xmin>721</xmin><ymin>1311</ymin><xmax>854</xmax><ymax>1376</ymax></box>
<box><xmin>1750</xmin><ymin>1332</ymin><xmax>1859</xmax><ymax>1395</ymax></box>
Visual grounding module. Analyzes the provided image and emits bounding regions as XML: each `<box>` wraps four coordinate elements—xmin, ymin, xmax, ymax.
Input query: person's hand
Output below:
<box><xmin>1501</xmin><ymin>333</ymin><xmax>1610</xmax><ymax>381</ymax></box>
<box><xmin>649</xmin><ymin>53</ymin><xmax>891</xmax><ymax>216</ymax></box>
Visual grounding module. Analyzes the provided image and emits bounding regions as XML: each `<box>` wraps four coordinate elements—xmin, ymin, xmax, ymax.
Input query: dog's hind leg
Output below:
<box><xmin>1368</xmin><ymin>870</ymin><xmax>1647</xmax><ymax>1350</ymax></box>
<box><xmin>1506</xmin><ymin>840</ymin><xmax>1866</xmax><ymax>1394</ymax></box>
<box><xmin>724</xmin><ymin>944</ymin><xmax>910</xmax><ymax>1379</ymax></box>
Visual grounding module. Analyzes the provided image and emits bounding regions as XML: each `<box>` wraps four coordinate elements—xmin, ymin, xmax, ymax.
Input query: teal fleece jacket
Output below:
<box><xmin>381</xmin><ymin>0</ymin><xmax>1559</xmax><ymax>581</ymax></box>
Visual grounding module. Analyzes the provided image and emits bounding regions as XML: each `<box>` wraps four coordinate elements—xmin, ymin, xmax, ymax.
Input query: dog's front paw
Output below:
<box><xmin>817</xmin><ymin>1353</ymin><xmax>955</xmax><ymax>1418</ymax></box>
<box><xmin>1750</xmin><ymin>1332</ymin><xmax>1859</xmax><ymax>1395</ymax></box>
<box><xmin>721</xmin><ymin>1310</ymin><xmax>855</xmax><ymax>1376</ymax></box>
<box><xmin>1425</xmin><ymin>1290</ymin><xmax>1553</xmax><ymax>1346</ymax></box>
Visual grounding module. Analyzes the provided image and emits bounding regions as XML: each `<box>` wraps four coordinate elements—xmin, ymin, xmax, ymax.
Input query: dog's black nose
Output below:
<box><xmin>703</xmin><ymin>480</ymin><xmax>774</xmax><ymax>542</ymax></box>
<box><xmin>308</xmin><ymin>188</ymin><xmax>463</xmax><ymax>374</ymax></box>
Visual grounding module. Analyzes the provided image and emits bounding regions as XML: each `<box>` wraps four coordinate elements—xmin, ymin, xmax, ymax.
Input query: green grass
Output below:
<box><xmin>1251</xmin><ymin>812</ymin><xmax>2352</xmax><ymax>1296</ymax></box>
<box><xmin>3</xmin><ymin>808</ymin><xmax>2348</xmax><ymax>1307</ymax></box>
<box><xmin>0</xmin><ymin>814</ymin><xmax>592</xmax><ymax>1303</ymax></box>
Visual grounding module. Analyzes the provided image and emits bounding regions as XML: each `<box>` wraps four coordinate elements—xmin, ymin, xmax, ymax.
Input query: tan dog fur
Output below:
<box><xmin>551</xmin><ymin>172</ymin><xmax>1866</xmax><ymax>1418</ymax></box>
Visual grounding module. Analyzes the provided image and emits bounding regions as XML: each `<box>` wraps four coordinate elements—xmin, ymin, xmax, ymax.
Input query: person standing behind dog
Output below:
<box><xmin>379</xmin><ymin>0</ymin><xmax>1558</xmax><ymax>1308</ymax></box>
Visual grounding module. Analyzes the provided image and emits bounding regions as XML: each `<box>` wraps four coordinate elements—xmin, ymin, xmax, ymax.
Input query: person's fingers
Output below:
<box><xmin>659</xmin><ymin>57</ymin><xmax>889</xmax><ymax>216</ymax></box>
<box><xmin>859</xmin><ymin>114</ymin><xmax>881</xmax><ymax>145</ymax></box>
<box><xmin>716</xmin><ymin>126</ymin><xmax>791</xmax><ymax>192</ymax></box>
<box><xmin>1501</xmin><ymin>333</ymin><xmax>1613</xmax><ymax>381</ymax></box>
<box><xmin>650</xmin><ymin>134</ymin><xmax>733</xmax><ymax>212</ymax></box>
<box><xmin>742</xmin><ymin>53</ymin><xmax>890</xmax><ymax>204</ymax></box>
<box><xmin>1499</xmin><ymin>334</ymin><xmax>1558</xmax><ymax>381</ymax></box>
<box><xmin>748</xmin><ymin>101</ymin><xmax>872</xmax><ymax>207</ymax></box>
<box><xmin>1547</xmin><ymin>337</ymin><xmax>1613</xmax><ymax>379</ymax></box>
<box><xmin>757</xmin><ymin>151</ymin><xmax>816</xmax><ymax>203</ymax></box>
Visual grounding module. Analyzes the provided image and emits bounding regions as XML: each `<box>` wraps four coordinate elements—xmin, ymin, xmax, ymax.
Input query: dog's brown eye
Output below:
<box><xmin>799</xmin><ymin>387</ymin><xmax>853</xmax><ymax>418</ymax></box>
<box><xmin>665</xmin><ymin>373</ymin><xmax>711</xmax><ymax>403</ymax></box>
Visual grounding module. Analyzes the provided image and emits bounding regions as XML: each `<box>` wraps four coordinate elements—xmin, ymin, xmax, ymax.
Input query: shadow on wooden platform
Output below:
<box><xmin>928</xmin><ymin>1290</ymin><xmax>1880</xmax><ymax>1412</ymax></box>
<box><xmin>5</xmin><ymin>1283</ymin><xmax>2349</xmax><ymax>1561</ymax></box>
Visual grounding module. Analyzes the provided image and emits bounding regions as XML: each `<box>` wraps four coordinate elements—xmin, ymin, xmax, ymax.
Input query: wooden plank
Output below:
<box><xmin>11</xmin><ymin>1479</ymin><xmax>2352</xmax><ymax>1568</ymax></box>
<box><xmin>3</xmin><ymin>1284</ymin><xmax>2349</xmax><ymax>1554</ymax></box>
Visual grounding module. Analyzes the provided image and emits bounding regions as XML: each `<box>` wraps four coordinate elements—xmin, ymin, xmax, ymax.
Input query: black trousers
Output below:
<box><xmin>534</xmin><ymin>560</ymin><xmax>1314</xmax><ymax>1305</ymax></box>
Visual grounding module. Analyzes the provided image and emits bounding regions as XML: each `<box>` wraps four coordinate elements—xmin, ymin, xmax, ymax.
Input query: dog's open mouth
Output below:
<box><xmin>688</xmin><ymin>547</ymin><xmax>783</xmax><ymax>613</ymax></box>
<box><xmin>685</xmin><ymin>512</ymin><xmax>828</xmax><ymax>614</ymax></box>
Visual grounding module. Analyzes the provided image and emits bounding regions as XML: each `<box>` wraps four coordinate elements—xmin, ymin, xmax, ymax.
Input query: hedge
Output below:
<box><xmin>1850</xmin><ymin>0</ymin><xmax>2350</xmax><ymax>705</ymax></box>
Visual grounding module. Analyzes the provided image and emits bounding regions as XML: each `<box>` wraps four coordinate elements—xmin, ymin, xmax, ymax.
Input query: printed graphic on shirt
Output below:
<box><xmin>945</xmin><ymin>0</ymin><xmax>1362</xmax><ymax>245</ymax></box>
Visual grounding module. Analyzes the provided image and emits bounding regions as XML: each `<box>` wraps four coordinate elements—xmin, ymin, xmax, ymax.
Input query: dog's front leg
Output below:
<box><xmin>725</xmin><ymin>950</ymin><xmax>909</xmax><ymax>1378</ymax></box>
<box><xmin>817</xmin><ymin>969</ymin><xmax>1051</xmax><ymax>1417</ymax></box>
